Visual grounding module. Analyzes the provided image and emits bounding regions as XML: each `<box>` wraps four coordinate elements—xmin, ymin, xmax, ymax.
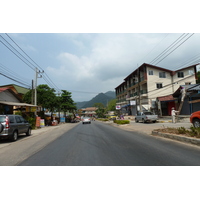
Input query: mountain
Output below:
<box><xmin>76</xmin><ymin>91</ymin><xmax>116</xmax><ymax>109</ymax></box>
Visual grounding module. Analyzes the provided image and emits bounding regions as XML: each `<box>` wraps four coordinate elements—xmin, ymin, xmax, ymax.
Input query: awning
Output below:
<box><xmin>122</xmin><ymin>104</ymin><xmax>130</xmax><ymax>108</ymax></box>
<box><xmin>0</xmin><ymin>101</ymin><xmax>37</xmax><ymax>107</ymax></box>
<box><xmin>157</xmin><ymin>95</ymin><xmax>175</xmax><ymax>102</ymax></box>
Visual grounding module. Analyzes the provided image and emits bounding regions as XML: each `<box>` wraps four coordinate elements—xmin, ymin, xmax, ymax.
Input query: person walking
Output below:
<box><xmin>171</xmin><ymin>107</ymin><xmax>179</xmax><ymax>123</ymax></box>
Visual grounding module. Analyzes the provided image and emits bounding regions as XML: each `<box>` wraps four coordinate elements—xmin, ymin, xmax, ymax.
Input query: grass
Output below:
<box><xmin>154</xmin><ymin>126</ymin><xmax>200</xmax><ymax>138</ymax></box>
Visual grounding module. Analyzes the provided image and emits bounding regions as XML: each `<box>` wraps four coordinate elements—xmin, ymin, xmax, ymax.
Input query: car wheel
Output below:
<box><xmin>142</xmin><ymin>119</ymin><xmax>145</xmax><ymax>123</ymax></box>
<box><xmin>135</xmin><ymin>119</ymin><xmax>138</xmax><ymax>123</ymax></box>
<box><xmin>26</xmin><ymin>128</ymin><xmax>31</xmax><ymax>136</ymax></box>
<box><xmin>82</xmin><ymin>122</ymin><xmax>84</xmax><ymax>124</ymax></box>
<box><xmin>11</xmin><ymin>131</ymin><xmax>18</xmax><ymax>142</ymax></box>
<box><xmin>193</xmin><ymin>119</ymin><xmax>200</xmax><ymax>128</ymax></box>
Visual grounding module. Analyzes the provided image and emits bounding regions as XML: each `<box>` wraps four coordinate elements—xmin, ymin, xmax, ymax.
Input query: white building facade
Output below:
<box><xmin>115</xmin><ymin>63</ymin><xmax>197</xmax><ymax>116</ymax></box>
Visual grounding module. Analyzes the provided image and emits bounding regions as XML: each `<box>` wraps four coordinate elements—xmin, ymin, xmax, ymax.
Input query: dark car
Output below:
<box><xmin>0</xmin><ymin>115</ymin><xmax>31</xmax><ymax>141</ymax></box>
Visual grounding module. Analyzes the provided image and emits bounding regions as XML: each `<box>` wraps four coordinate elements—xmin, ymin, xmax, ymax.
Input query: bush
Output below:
<box><xmin>177</xmin><ymin>127</ymin><xmax>187</xmax><ymax>134</ymax></box>
<box><xmin>27</xmin><ymin>117</ymin><xmax>36</xmax><ymax>129</ymax></box>
<box><xmin>113</xmin><ymin>120</ymin><xmax>130</xmax><ymax>125</ymax></box>
<box><xmin>97</xmin><ymin>118</ymin><xmax>109</xmax><ymax>122</ymax></box>
<box><xmin>189</xmin><ymin>126</ymin><xmax>200</xmax><ymax>138</ymax></box>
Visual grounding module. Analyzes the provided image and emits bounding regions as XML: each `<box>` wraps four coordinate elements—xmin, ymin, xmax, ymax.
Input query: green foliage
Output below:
<box><xmin>113</xmin><ymin>120</ymin><xmax>130</xmax><ymax>125</ymax></box>
<box><xmin>107</xmin><ymin>99</ymin><xmax>117</xmax><ymax>111</ymax></box>
<box><xmin>27</xmin><ymin>117</ymin><xmax>36</xmax><ymax>129</ymax></box>
<box><xmin>177</xmin><ymin>127</ymin><xmax>187</xmax><ymax>134</ymax></box>
<box><xmin>93</xmin><ymin>103</ymin><xmax>106</xmax><ymax>118</ymax></box>
<box><xmin>14</xmin><ymin>111</ymin><xmax>22</xmax><ymax>116</ymax></box>
<box><xmin>189</xmin><ymin>126</ymin><xmax>200</xmax><ymax>138</ymax></box>
<box><xmin>23</xmin><ymin>85</ymin><xmax>77</xmax><ymax>115</ymax></box>
<box><xmin>197</xmin><ymin>71</ymin><xmax>200</xmax><ymax>84</ymax></box>
<box><xmin>97</xmin><ymin>118</ymin><xmax>109</xmax><ymax>122</ymax></box>
<box><xmin>60</xmin><ymin>90</ymin><xmax>76</xmax><ymax>113</ymax></box>
<box><xmin>158</xmin><ymin>126</ymin><xmax>200</xmax><ymax>138</ymax></box>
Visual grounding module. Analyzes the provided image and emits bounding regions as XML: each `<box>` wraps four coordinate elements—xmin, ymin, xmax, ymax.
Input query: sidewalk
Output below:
<box><xmin>107</xmin><ymin>117</ymin><xmax>200</xmax><ymax>147</ymax></box>
<box><xmin>109</xmin><ymin>120</ymin><xmax>192</xmax><ymax>135</ymax></box>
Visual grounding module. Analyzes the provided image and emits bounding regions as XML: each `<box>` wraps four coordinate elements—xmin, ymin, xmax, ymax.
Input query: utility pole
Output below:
<box><xmin>31</xmin><ymin>80</ymin><xmax>34</xmax><ymax>105</ymax></box>
<box><xmin>34</xmin><ymin>68</ymin><xmax>44</xmax><ymax>114</ymax></box>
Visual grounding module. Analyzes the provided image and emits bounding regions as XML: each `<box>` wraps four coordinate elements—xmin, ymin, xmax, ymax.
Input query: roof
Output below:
<box><xmin>0</xmin><ymin>87</ymin><xmax>22</xmax><ymax>102</ymax></box>
<box><xmin>0</xmin><ymin>101</ymin><xmax>37</xmax><ymax>107</ymax></box>
<box><xmin>173</xmin><ymin>84</ymin><xmax>199</xmax><ymax>97</ymax></box>
<box><xmin>83</xmin><ymin>107</ymin><xmax>98</xmax><ymax>111</ymax></box>
<box><xmin>117</xmin><ymin>63</ymin><xmax>198</xmax><ymax>87</ymax></box>
<box><xmin>0</xmin><ymin>84</ymin><xmax>30</xmax><ymax>94</ymax></box>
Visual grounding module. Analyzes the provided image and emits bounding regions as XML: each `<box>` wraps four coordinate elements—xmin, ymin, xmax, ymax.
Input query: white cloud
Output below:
<box><xmin>46</xmin><ymin>33</ymin><xmax>200</xmax><ymax>101</ymax></box>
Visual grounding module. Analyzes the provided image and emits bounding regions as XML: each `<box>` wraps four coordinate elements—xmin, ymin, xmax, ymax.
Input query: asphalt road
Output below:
<box><xmin>18</xmin><ymin>121</ymin><xmax>200</xmax><ymax>166</ymax></box>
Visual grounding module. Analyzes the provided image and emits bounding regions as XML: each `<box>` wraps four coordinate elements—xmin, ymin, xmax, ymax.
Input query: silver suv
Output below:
<box><xmin>0</xmin><ymin>115</ymin><xmax>31</xmax><ymax>141</ymax></box>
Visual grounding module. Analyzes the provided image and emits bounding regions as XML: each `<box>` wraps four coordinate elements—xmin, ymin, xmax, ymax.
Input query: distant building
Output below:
<box><xmin>79</xmin><ymin>107</ymin><xmax>98</xmax><ymax>116</ymax></box>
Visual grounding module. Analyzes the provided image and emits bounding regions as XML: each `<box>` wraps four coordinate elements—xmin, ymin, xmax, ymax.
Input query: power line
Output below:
<box><xmin>1</xmin><ymin>33</ymin><xmax>61</xmax><ymax>93</ymax></box>
<box><xmin>0</xmin><ymin>35</ymin><xmax>36</xmax><ymax>71</ymax></box>
<box><xmin>0</xmin><ymin>63</ymin><xmax>30</xmax><ymax>85</ymax></box>
<box><xmin>137</xmin><ymin>33</ymin><xmax>170</xmax><ymax>65</ymax></box>
<box><xmin>5</xmin><ymin>33</ymin><xmax>61</xmax><ymax>92</ymax></box>
<box><xmin>150</xmin><ymin>33</ymin><xmax>188</xmax><ymax>64</ymax></box>
<box><xmin>152</xmin><ymin>33</ymin><xmax>195</xmax><ymax>66</ymax></box>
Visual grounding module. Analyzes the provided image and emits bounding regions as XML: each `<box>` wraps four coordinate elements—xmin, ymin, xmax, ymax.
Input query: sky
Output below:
<box><xmin>1</xmin><ymin>33</ymin><xmax>200</xmax><ymax>102</ymax></box>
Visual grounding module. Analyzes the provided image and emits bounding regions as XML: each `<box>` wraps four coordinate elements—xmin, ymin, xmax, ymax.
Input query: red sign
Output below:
<box><xmin>36</xmin><ymin>117</ymin><xmax>41</xmax><ymax>128</ymax></box>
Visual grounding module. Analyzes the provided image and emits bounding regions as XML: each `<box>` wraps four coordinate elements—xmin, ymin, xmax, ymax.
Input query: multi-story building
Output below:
<box><xmin>115</xmin><ymin>63</ymin><xmax>198</xmax><ymax>116</ymax></box>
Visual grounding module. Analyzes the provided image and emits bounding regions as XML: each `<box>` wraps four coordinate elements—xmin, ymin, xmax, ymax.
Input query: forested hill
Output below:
<box><xmin>76</xmin><ymin>91</ymin><xmax>116</xmax><ymax>109</ymax></box>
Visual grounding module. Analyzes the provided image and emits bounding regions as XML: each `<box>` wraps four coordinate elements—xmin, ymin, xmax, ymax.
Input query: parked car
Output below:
<box><xmin>135</xmin><ymin>111</ymin><xmax>158</xmax><ymax>123</ymax></box>
<box><xmin>190</xmin><ymin>111</ymin><xmax>200</xmax><ymax>128</ymax></box>
<box><xmin>0</xmin><ymin>115</ymin><xmax>31</xmax><ymax>141</ymax></box>
<box><xmin>82</xmin><ymin>117</ymin><xmax>91</xmax><ymax>124</ymax></box>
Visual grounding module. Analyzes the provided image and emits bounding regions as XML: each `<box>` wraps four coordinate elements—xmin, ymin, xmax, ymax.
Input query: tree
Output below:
<box><xmin>60</xmin><ymin>90</ymin><xmax>77</xmax><ymax>117</ymax></box>
<box><xmin>93</xmin><ymin>103</ymin><xmax>105</xmax><ymax>118</ymax></box>
<box><xmin>107</xmin><ymin>99</ymin><xmax>116</xmax><ymax>111</ymax></box>
<box><xmin>36</xmin><ymin>84</ymin><xmax>57</xmax><ymax>113</ymax></box>
<box><xmin>197</xmin><ymin>71</ymin><xmax>200</xmax><ymax>83</ymax></box>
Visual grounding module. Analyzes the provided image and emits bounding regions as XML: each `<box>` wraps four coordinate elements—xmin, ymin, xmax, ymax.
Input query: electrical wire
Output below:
<box><xmin>150</xmin><ymin>33</ymin><xmax>188</xmax><ymax>65</ymax></box>
<box><xmin>1</xmin><ymin>33</ymin><xmax>62</xmax><ymax>93</ymax></box>
<box><xmin>0</xmin><ymin>62</ymin><xmax>31</xmax><ymax>84</ymax></box>
<box><xmin>149</xmin><ymin>33</ymin><xmax>195</xmax><ymax>66</ymax></box>
<box><xmin>154</xmin><ymin>33</ymin><xmax>195</xmax><ymax>66</ymax></box>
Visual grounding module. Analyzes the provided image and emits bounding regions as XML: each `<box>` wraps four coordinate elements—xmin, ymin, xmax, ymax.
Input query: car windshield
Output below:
<box><xmin>144</xmin><ymin>112</ymin><xmax>153</xmax><ymax>115</ymax></box>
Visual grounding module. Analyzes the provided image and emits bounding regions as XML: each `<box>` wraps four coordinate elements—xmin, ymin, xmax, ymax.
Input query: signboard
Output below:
<box><xmin>116</xmin><ymin>105</ymin><xmax>121</xmax><ymax>110</ymax></box>
<box><xmin>130</xmin><ymin>100</ymin><xmax>136</xmax><ymax>105</ymax></box>
<box><xmin>60</xmin><ymin>117</ymin><xmax>65</xmax><ymax>123</ymax></box>
<box><xmin>36</xmin><ymin>117</ymin><xmax>41</xmax><ymax>128</ymax></box>
<box><xmin>26</xmin><ymin>106</ymin><xmax>37</xmax><ymax>112</ymax></box>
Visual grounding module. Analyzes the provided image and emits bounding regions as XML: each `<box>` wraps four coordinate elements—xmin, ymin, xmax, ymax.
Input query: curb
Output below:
<box><xmin>151</xmin><ymin>131</ymin><xmax>200</xmax><ymax>146</ymax></box>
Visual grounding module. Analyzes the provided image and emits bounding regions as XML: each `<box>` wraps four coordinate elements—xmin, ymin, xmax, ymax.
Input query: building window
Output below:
<box><xmin>159</xmin><ymin>72</ymin><xmax>166</xmax><ymax>78</ymax></box>
<box><xmin>149</xmin><ymin>70</ymin><xmax>153</xmax><ymax>75</ymax></box>
<box><xmin>185</xmin><ymin>82</ymin><xmax>191</xmax><ymax>85</ymax></box>
<box><xmin>177</xmin><ymin>71</ymin><xmax>184</xmax><ymax>78</ymax></box>
<box><xmin>156</xmin><ymin>83</ymin><xmax>163</xmax><ymax>89</ymax></box>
